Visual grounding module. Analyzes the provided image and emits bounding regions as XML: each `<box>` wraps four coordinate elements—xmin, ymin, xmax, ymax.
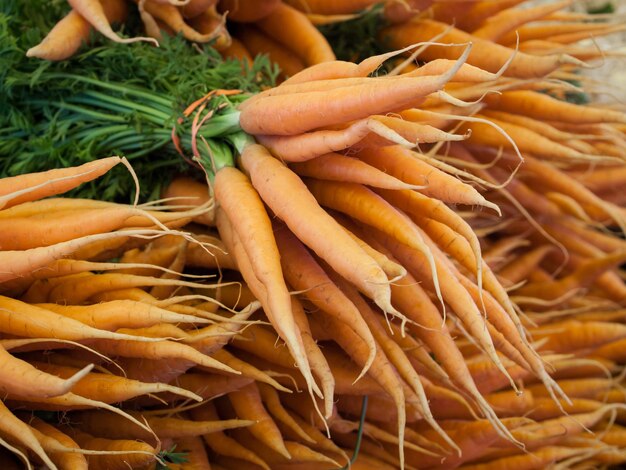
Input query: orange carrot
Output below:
<box><xmin>484</xmin><ymin>90</ymin><xmax>626</xmax><ymax>124</ymax></box>
<box><xmin>28</xmin><ymin>361</ymin><xmax>202</xmax><ymax>403</ymax></box>
<box><xmin>255</xmin><ymin>2</ymin><xmax>335</xmax><ymax>66</ymax></box>
<box><xmin>65</xmin><ymin>430</ymin><xmax>157</xmax><ymax>470</ymax></box>
<box><xmin>72</xmin><ymin>409</ymin><xmax>254</xmax><ymax>442</ymax></box>
<box><xmin>272</xmin><ymin>223</ymin><xmax>377</xmax><ymax>380</ymax></box>
<box><xmin>228</xmin><ymin>382</ymin><xmax>291</xmax><ymax>459</ymax></box>
<box><xmin>0</xmin><ymin>401</ymin><xmax>58</xmax><ymax>470</ymax></box>
<box><xmin>256</xmin><ymin>118</ymin><xmax>410</xmax><ymax>162</ymax></box>
<box><xmin>471</xmin><ymin>0</ymin><xmax>573</xmax><ymax>42</ymax></box>
<box><xmin>28</xmin><ymin>417</ymin><xmax>88</xmax><ymax>470</ymax></box>
<box><xmin>356</xmin><ymin>145</ymin><xmax>497</xmax><ymax>210</ymax></box>
<box><xmin>217</xmin><ymin>0</ymin><xmax>280</xmax><ymax>22</ymax></box>
<box><xmin>213</xmin><ymin>178</ymin><xmax>316</xmax><ymax>397</ymax></box>
<box><xmin>238</xmin><ymin>46</ymin><xmax>469</xmax><ymax>135</ymax></box>
<box><xmin>67</xmin><ymin>0</ymin><xmax>157</xmax><ymax>45</ymax></box>
<box><xmin>190</xmin><ymin>401</ymin><xmax>271</xmax><ymax>470</ymax></box>
<box><xmin>289</xmin><ymin>152</ymin><xmax>424</xmax><ymax>190</ymax></box>
<box><xmin>380</xmin><ymin>18</ymin><xmax>584</xmax><ymax>78</ymax></box>
<box><xmin>236</xmin><ymin>25</ymin><xmax>306</xmax><ymax>79</ymax></box>
<box><xmin>0</xmin><ymin>157</ymin><xmax>124</xmax><ymax>210</ymax></box>
<box><xmin>239</xmin><ymin>143</ymin><xmax>397</xmax><ymax>316</ymax></box>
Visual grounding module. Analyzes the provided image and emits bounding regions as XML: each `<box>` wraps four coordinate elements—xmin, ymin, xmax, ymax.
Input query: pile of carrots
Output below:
<box><xmin>2</xmin><ymin>0</ymin><xmax>626</xmax><ymax>469</ymax></box>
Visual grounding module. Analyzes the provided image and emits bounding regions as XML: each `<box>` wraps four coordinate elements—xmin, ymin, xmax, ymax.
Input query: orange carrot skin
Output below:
<box><xmin>238</xmin><ymin>144</ymin><xmax>394</xmax><ymax>314</ymax></box>
<box><xmin>218</xmin><ymin>0</ymin><xmax>280</xmax><ymax>22</ymax></box>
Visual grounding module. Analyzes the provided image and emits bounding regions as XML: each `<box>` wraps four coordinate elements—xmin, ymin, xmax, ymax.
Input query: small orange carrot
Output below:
<box><xmin>68</xmin><ymin>0</ymin><xmax>157</xmax><ymax>45</ymax></box>
<box><xmin>255</xmin><ymin>2</ymin><xmax>335</xmax><ymax>66</ymax></box>
<box><xmin>239</xmin><ymin>143</ymin><xmax>397</xmax><ymax>316</ymax></box>
<box><xmin>0</xmin><ymin>157</ymin><xmax>124</xmax><ymax>210</ymax></box>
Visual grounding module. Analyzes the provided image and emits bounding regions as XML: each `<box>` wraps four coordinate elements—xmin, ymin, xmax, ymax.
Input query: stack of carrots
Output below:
<box><xmin>2</xmin><ymin>0</ymin><xmax>626</xmax><ymax>469</ymax></box>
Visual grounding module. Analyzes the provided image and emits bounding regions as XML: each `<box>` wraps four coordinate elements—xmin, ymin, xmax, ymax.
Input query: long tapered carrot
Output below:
<box><xmin>214</xmin><ymin>207</ymin><xmax>319</xmax><ymax>401</ymax></box>
<box><xmin>239</xmin><ymin>143</ymin><xmax>398</xmax><ymax>316</ymax></box>
<box><xmin>228</xmin><ymin>382</ymin><xmax>291</xmax><ymax>459</ymax></box>
<box><xmin>238</xmin><ymin>45</ymin><xmax>470</xmax><ymax>135</ymax></box>
<box><xmin>27</xmin><ymin>417</ymin><xmax>88</xmax><ymax>470</ymax></box>
<box><xmin>288</xmin><ymin>152</ymin><xmax>424</xmax><ymax>191</ymax></box>
<box><xmin>380</xmin><ymin>18</ymin><xmax>585</xmax><ymax>78</ymax></box>
<box><xmin>0</xmin><ymin>344</ymin><xmax>93</xmax><ymax>400</ymax></box>
<box><xmin>304</xmin><ymin>178</ymin><xmax>444</xmax><ymax>310</ymax></box>
<box><xmin>67</xmin><ymin>0</ymin><xmax>157</xmax><ymax>45</ymax></box>
<box><xmin>484</xmin><ymin>90</ymin><xmax>626</xmax><ymax>124</ymax></box>
<box><xmin>26</xmin><ymin>0</ymin><xmax>128</xmax><ymax>61</ymax></box>
<box><xmin>289</xmin><ymin>295</ymin><xmax>336</xmax><ymax>420</ymax></box>
<box><xmin>273</xmin><ymin>223</ymin><xmax>377</xmax><ymax>379</ymax></box>
<box><xmin>213</xmin><ymin>164</ymin><xmax>314</xmax><ymax>386</ymax></box>
<box><xmin>255</xmin><ymin>118</ymin><xmax>411</xmax><ymax>162</ymax></box>
<box><xmin>0</xmin><ymin>401</ymin><xmax>58</xmax><ymax>470</ymax></box>
<box><xmin>310</xmin><ymin>309</ymin><xmax>408</xmax><ymax>469</ymax></box>
<box><xmin>0</xmin><ymin>295</ymin><xmax>174</xmax><ymax>344</ymax></box>
<box><xmin>356</xmin><ymin>145</ymin><xmax>498</xmax><ymax>210</ymax></box>
<box><xmin>72</xmin><ymin>409</ymin><xmax>254</xmax><ymax>443</ymax></box>
<box><xmin>35</xmin><ymin>300</ymin><xmax>207</xmax><ymax>331</ymax></box>
<box><xmin>64</xmin><ymin>430</ymin><xmax>157</xmax><ymax>470</ymax></box>
<box><xmin>190</xmin><ymin>401</ymin><xmax>271</xmax><ymax>470</ymax></box>
<box><xmin>255</xmin><ymin>2</ymin><xmax>335</xmax><ymax>66</ymax></box>
<box><xmin>28</xmin><ymin>361</ymin><xmax>202</xmax><ymax>403</ymax></box>
<box><xmin>471</xmin><ymin>0</ymin><xmax>573</xmax><ymax>42</ymax></box>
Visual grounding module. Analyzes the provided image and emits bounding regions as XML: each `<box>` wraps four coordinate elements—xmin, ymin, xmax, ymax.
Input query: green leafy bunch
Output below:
<box><xmin>0</xmin><ymin>0</ymin><xmax>278</xmax><ymax>202</ymax></box>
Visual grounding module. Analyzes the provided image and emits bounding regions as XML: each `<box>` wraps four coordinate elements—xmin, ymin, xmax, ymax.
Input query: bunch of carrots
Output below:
<box><xmin>2</xmin><ymin>0</ymin><xmax>626</xmax><ymax>469</ymax></box>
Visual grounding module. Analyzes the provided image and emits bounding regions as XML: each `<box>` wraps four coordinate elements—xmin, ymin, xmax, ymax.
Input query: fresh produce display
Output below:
<box><xmin>0</xmin><ymin>0</ymin><xmax>625</xmax><ymax>469</ymax></box>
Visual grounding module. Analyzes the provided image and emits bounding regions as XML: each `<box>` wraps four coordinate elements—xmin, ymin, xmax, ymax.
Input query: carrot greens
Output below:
<box><xmin>0</xmin><ymin>0</ymin><xmax>278</xmax><ymax>202</ymax></box>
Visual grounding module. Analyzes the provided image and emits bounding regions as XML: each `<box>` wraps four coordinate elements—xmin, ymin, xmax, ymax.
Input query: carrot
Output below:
<box><xmin>513</xmin><ymin>251</ymin><xmax>626</xmax><ymax>301</ymax></box>
<box><xmin>28</xmin><ymin>417</ymin><xmax>88</xmax><ymax>470</ymax></box>
<box><xmin>35</xmin><ymin>299</ymin><xmax>207</xmax><ymax>331</ymax></box>
<box><xmin>0</xmin><ymin>401</ymin><xmax>58</xmax><ymax>470</ymax></box>
<box><xmin>72</xmin><ymin>409</ymin><xmax>254</xmax><ymax>442</ymax></box>
<box><xmin>26</xmin><ymin>0</ymin><xmax>128</xmax><ymax>60</ymax></box>
<box><xmin>356</xmin><ymin>144</ymin><xmax>498</xmax><ymax>210</ymax></box>
<box><xmin>213</xmin><ymin>163</ymin><xmax>314</xmax><ymax>377</ymax></box>
<box><xmin>226</xmin><ymin>382</ymin><xmax>291</xmax><ymax>459</ymax></box>
<box><xmin>29</xmin><ymin>361</ymin><xmax>202</xmax><ymax>403</ymax></box>
<box><xmin>431</xmin><ymin>0</ymin><xmax>526</xmax><ymax>31</ymax></box>
<box><xmin>0</xmin><ymin>342</ymin><xmax>95</xmax><ymax>399</ymax></box>
<box><xmin>236</xmin><ymin>25</ymin><xmax>306</xmax><ymax>79</ymax></box>
<box><xmin>217</xmin><ymin>0</ymin><xmax>280</xmax><ymax>22</ymax></box>
<box><xmin>219</xmin><ymin>36</ymin><xmax>253</xmax><ymax>63</ymax></box>
<box><xmin>257</xmin><ymin>383</ymin><xmax>315</xmax><ymax>444</ymax></box>
<box><xmin>0</xmin><ymin>206</ymin><xmax>194</xmax><ymax>251</ymax></box>
<box><xmin>459</xmin><ymin>446</ymin><xmax>589</xmax><ymax>470</ymax></box>
<box><xmin>239</xmin><ymin>143</ymin><xmax>397</xmax><ymax>316</ymax></box>
<box><xmin>255</xmin><ymin>2</ymin><xmax>335</xmax><ymax>66</ymax></box>
<box><xmin>0</xmin><ymin>157</ymin><xmax>124</xmax><ymax>210</ymax></box>
<box><xmin>532</xmin><ymin>320</ymin><xmax>626</xmax><ymax>355</ymax></box>
<box><xmin>142</xmin><ymin>1</ymin><xmax>221</xmax><ymax>43</ymax></box>
<box><xmin>238</xmin><ymin>45</ymin><xmax>469</xmax><ymax>135</ymax></box>
<box><xmin>67</xmin><ymin>0</ymin><xmax>157</xmax><ymax>45</ymax></box>
<box><xmin>282</xmin><ymin>0</ymin><xmax>378</xmax><ymax>15</ymax></box>
<box><xmin>64</xmin><ymin>430</ymin><xmax>157</xmax><ymax>470</ymax></box>
<box><xmin>273</xmin><ymin>223</ymin><xmax>377</xmax><ymax>379</ymax></box>
<box><xmin>165</xmin><ymin>368</ymin><xmax>253</xmax><ymax>398</ymax></box>
<box><xmin>312</xmin><ymin>309</ymin><xmax>408</xmax><ymax>468</ymax></box>
<box><xmin>289</xmin><ymin>295</ymin><xmax>336</xmax><ymax>420</ymax></box>
<box><xmin>380</xmin><ymin>18</ymin><xmax>584</xmax><ymax>78</ymax></box>
<box><xmin>280</xmin><ymin>42</ymin><xmax>428</xmax><ymax>85</ymax></box>
<box><xmin>485</xmin><ymin>90</ymin><xmax>626</xmax><ymax>124</ymax></box>
<box><xmin>190</xmin><ymin>401</ymin><xmax>271</xmax><ymax>470</ymax></box>
<box><xmin>287</xmin><ymin>152</ymin><xmax>422</xmax><ymax>192</ymax></box>
<box><xmin>471</xmin><ymin>0</ymin><xmax>573</xmax><ymax>42</ymax></box>
<box><xmin>305</xmin><ymin>178</ymin><xmax>444</xmax><ymax>310</ymax></box>
<box><xmin>256</xmin><ymin>118</ymin><xmax>410</xmax><ymax>162</ymax></box>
